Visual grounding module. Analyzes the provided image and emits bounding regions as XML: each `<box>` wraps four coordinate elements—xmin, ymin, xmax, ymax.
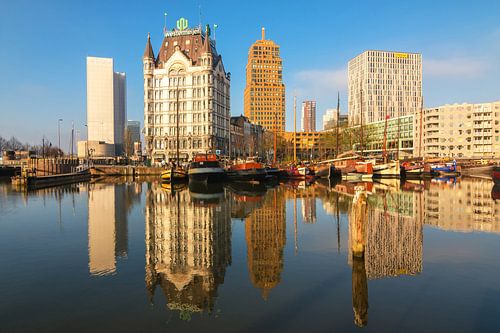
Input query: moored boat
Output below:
<box><xmin>372</xmin><ymin>160</ymin><xmax>401</xmax><ymax>178</ymax></box>
<box><xmin>227</xmin><ymin>159</ymin><xmax>267</xmax><ymax>182</ymax></box>
<box><xmin>431</xmin><ymin>160</ymin><xmax>460</xmax><ymax>176</ymax></box>
<box><xmin>287</xmin><ymin>166</ymin><xmax>314</xmax><ymax>180</ymax></box>
<box><xmin>161</xmin><ymin>167</ymin><xmax>188</xmax><ymax>182</ymax></box>
<box><xmin>315</xmin><ymin>163</ymin><xmax>342</xmax><ymax>179</ymax></box>
<box><xmin>188</xmin><ymin>153</ymin><xmax>226</xmax><ymax>183</ymax></box>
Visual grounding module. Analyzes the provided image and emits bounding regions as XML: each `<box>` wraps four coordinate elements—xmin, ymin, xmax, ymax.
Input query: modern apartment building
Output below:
<box><xmin>301</xmin><ymin>101</ymin><xmax>316</xmax><ymax>132</ymax></box>
<box><xmin>323</xmin><ymin>108</ymin><xmax>347</xmax><ymax>130</ymax></box>
<box><xmin>244</xmin><ymin>28</ymin><xmax>285</xmax><ymax>133</ymax></box>
<box><xmin>348</xmin><ymin>50</ymin><xmax>422</xmax><ymax>126</ymax></box>
<box><xmin>143</xmin><ymin>18</ymin><xmax>230</xmax><ymax>163</ymax></box>
<box><xmin>86</xmin><ymin>56</ymin><xmax>126</xmax><ymax>156</ymax></box>
<box><xmin>414</xmin><ymin>101</ymin><xmax>500</xmax><ymax>158</ymax></box>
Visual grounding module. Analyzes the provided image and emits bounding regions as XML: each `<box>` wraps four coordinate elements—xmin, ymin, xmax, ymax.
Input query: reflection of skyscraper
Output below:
<box><xmin>245</xmin><ymin>187</ymin><xmax>286</xmax><ymax>299</ymax></box>
<box><xmin>88</xmin><ymin>184</ymin><xmax>116</xmax><ymax>275</ymax></box>
<box><xmin>145</xmin><ymin>185</ymin><xmax>231</xmax><ymax>315</ymax></box>
<box><xmin>88</xmin><ymin>182</ymin><xmax>139</xmax><ymax>276</ymax></box>
<box><xmin>301</xmin><ymin>197</ymin><xmax>317</xmax><ymax>224</ymax></box>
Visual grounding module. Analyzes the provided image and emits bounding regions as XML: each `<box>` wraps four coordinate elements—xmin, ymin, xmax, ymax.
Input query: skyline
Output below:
<box><xmin>1</xmin><ymin>0</ymin><xmax>499</xmax><ymax>146</ymax></box>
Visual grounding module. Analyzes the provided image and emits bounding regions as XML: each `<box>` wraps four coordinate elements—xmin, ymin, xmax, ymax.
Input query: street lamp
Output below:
<box><xmin>58</xmin><ymin>118</ymin><xmax>63</xmax><ymax>157</ymax></box>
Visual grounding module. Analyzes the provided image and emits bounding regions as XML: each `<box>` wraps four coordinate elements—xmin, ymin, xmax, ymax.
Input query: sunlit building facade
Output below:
<box><xmin>301</xmin><ymin>101</ymin><xmax>316</xmax><ymax>132</ymax></box>
<box><xmin>143</xmin><ymin>18</ymin><xmax>230</xmax><ymax>163</ymax></box>
<box><xmin>244</xmin><ymin>28</ymin><xmax>285</xmax><ymax>133</ymax></box>
<box><xmin>348</xmin><ymin>50</ymin><xmax>422</xmax><ymax>126</ymax></box>
<box><xmin>414</xmin><ymin>101</ymin><xmax>500</xmax><ymax>158</ymax></box>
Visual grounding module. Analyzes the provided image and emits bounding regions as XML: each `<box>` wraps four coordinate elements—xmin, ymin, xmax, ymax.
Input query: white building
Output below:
<box><xmin>143</xmin><ymin>18</ymin><xmax>231</xmax><ymax>163</ymax></box>
<box><xmin>348</xmin><ymin>50</ymin><xmax>422</xmax><ymax>126</ymax></box>
<box><xmin>85</xmin><ymin>57</ymin><xmax>126</xmax><ymax>156</ymax></box>
<box><xmin>414</xmin><ymin>101</ymin><xmax>500</xmax><ymax>159</ymax></box>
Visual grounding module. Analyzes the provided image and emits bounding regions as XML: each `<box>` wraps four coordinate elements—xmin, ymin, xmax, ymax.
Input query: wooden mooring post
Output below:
<box><xmin>351</xmin><ymin>185</ymin><xmax>367</xmax><ymax>258</ymax></box>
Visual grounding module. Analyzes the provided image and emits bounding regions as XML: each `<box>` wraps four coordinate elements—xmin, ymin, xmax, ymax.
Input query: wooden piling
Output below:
<box><xmin>351</xmin><ymin>185</ymin><xmax>367</xmax><ymax>258</ymax></box>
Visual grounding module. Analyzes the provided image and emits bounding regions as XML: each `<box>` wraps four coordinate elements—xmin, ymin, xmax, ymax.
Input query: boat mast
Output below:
<box><xmin>273</xmin><ymin>113</ymin><xmax>277</xmax><ymax>165</ymax></box>
<box><xmin>360</xmin><ymin>85</ymin><xmax>364</xmax><ymax>156</ymax></box>
<box><xmin>382</xmin><ymin>93</ymin><xmax>388</xmax><ymax>163</ymax></box>
<box><xmin>293</xmin><ymin>95</ymin><xmax>297</xmax><ymax>162</ymax></box>
<box><xmin>336</xmin><ymin>92</ymin><xmax>340</xmax><ymax>157</ymax></box>
<box><xmin>176</xmin><ymin>76</ymin><xmax>180</xmax><ymax>164</ymax></box>
<box><xmin>396</xmin><ymin>88</ymin><xmax>402</xmax><ymax>161</ymax></box>
<box><xmin>419</xmin><ymin>97</ymin><xmax>423</xmax><ymax>158</ymax></box>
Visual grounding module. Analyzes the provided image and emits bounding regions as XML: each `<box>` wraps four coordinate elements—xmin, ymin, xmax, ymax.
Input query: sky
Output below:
<box><xmin>0</xmin><ymin>0</ymin><xmax>499</xmax><ymax>147</ymax></box>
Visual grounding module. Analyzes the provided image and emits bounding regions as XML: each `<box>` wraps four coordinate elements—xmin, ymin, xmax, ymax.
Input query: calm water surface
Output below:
<box><xmin>1</xmin><ymin>177</ymin><xmax>499</xmax><ymax>332</ymax></box>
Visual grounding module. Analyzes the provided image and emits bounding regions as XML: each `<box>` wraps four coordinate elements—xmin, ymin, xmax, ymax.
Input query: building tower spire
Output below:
<box><xmin>143</xmin><ymin>33</ymin><xmax>155</xmax><ymax>59</ymax></box>
<box><xmin>261</xmin><ymin>27</ymin><xmax>265</xmax><ymax>40</ymax></box>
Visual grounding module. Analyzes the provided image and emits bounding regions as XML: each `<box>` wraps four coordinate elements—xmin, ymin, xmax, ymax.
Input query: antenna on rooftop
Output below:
<box><xmin>163</xmin><ymin>12</ymin><xmax>167</xmax><ymax>35</ymax></box>
<box><xmin>198</xmin><ymin>4</ymin><xmax>202</xmax><ymax>28</ymax></box>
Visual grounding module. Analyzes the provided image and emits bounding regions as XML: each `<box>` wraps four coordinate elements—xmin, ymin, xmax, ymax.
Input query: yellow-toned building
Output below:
<box><xmin>283</xmin><ymin>131</ymin><xmax>322</xmax><ymax>161</ymax></box>
<box><xmin>244</xmin><ymin>28</ymin><xmax>285</xmax><ymax>133</ymax></box>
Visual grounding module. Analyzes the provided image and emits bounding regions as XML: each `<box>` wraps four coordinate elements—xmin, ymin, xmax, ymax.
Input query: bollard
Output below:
<box><xmin>351</xmin><ymin>185</ymin><xmax>367</xmax><ymax>258</ymax></box>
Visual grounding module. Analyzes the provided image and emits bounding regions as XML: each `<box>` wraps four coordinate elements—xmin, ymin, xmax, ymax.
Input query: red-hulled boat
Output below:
<box><xmin>226</xmin><ymin>158</ymin><xmax>267</xmax><ymax>182</ymax></box>
<box><xmin>493</xmin><ymin>166</ymin><xmax>500</xmax><ymax>185</ymax></box>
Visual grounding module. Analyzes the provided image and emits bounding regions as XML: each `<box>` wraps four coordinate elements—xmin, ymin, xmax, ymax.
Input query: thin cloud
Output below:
<box><xmin>292</xmin><ymin>68</ymin><xmax>347</xmax><ymax>98</ymax></box>
<box><xmin>424</xmin><ymin>57</ymin><xmax>490</xmax><ymax>78</ymax></box>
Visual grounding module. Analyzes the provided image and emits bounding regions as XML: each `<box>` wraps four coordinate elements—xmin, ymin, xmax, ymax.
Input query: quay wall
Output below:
<box><xmin>91</xmin><ymin>165</ymin><xmax>163</xmax><ymax>177</ymax></box>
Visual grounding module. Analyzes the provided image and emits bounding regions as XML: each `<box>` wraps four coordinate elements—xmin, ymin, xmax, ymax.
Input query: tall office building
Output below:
<box><xmin>301</xmin><ymin>101</ymin><xmax>316</xmax><ymax>132</ymax></box>
<box><xmin>348</xmin><ymin>50</ymin><xmax>422</xmax><ymax>126</ymax></box>
<box><xmin>143</xmin><ymin>18</ymin><xmax>230</xmax><ymax>163</ymax></box>
<box><xmin>126</xmin><ymin>120</ymin><xmax>141</xmax><ymax>144</ymax></box>
<box><xmin>86</xmin><ymin>56</ymin><xmax>127</xmax><ymax>155</ymax></box>
<box><xmin>244</xmin><ymin>28</ymin><xmax>285</xmax><ymax>133</ymax></box>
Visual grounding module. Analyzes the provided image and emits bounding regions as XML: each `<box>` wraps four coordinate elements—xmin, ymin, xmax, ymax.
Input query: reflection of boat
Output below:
<box><xmin>493</xmin><ymin>166</ymin><xmax>500</xmax><ymax>185</ymax></box>
<box><xmin>161</xmin><ymin>182</ymin><xmax>187</xmax><ymax>192</ymax></box>
<box><xmin>227</xmin><ymin>182</ymin><xmax>267</xmax><ymax>203</ymax></box>
<box><xmin>227</xmin><ymin>159</ymin><xmax>267</xmax><ymax>182</ymax></box>
<box><xmin>492</xmin><ymin>184</ymin><xmax>500</xmax><ymax>201</ymax></box>
<box><xmin>188</xmin><ymin>154</ymin><xmax>225</xmax><ymax>183</ymax></box>
<box><xmin>188</xmin><ymin>181</ymin><xmax>224</xmax><ymax>202</ymax></box>
<box><xmin>161</xmin><ymin>167</ymin><xmax>188</xmax><ymax>182</ymax></box>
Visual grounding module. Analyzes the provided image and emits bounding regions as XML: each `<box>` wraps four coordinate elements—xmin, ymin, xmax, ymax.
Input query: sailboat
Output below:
<box><xmin>161</xmin><ymin>77</ymin><xmax>187</xmax><ymax>182</ymax></box>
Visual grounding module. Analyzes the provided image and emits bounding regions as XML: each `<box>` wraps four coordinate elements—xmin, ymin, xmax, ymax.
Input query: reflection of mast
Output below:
<box><xmin>293</xmin><ymin>95</ymin><xmax>297</xmax><ymax>162</ymax></box>
<box><xmin>336</xmin><ymin>192</ymin><xmax>340</xmax><ymax>253</ymax></box>
<box><xmin>294</xmin><ymin>192</ymin><xmax>298</xmax><ymax>255</ymax></box>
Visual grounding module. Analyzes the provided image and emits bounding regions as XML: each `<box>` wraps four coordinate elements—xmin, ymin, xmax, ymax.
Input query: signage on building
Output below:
<box><xmin>177</xmin><ymin>17</ymin><xmax>188</xmax><ymax>31</ymax></box>
<box><xmin>394</xmin><ymin>52</ymin><xmax>409</xmax><ymax>58</ymax></box>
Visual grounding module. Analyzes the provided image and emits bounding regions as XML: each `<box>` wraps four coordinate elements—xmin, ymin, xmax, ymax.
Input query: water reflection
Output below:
<box><xmin>245</xmin><ymin>187</ymin><xmax>286</xmax><ymax>300</ymax></box>
<box><xmin>145</xmin><ymin>182</ymin><xmax>232</xmax><ymax>318</ymax></box>
<box><xmin>87</xmin><ymin>180</ymin><xmax>142</xmax><ymax>276</ymax></box>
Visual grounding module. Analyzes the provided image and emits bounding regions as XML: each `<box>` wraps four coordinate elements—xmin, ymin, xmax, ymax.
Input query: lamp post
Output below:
<box><xmin>58</xmin><ymin>118</ymin><xmax>63</xmax><ymax>157</ymax></box>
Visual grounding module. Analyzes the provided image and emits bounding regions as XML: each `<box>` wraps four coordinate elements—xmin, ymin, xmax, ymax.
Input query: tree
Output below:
<box><xmin>7</xmin><ymin>136</ymin><xmax>23</xmax><ymax>151</ymax></box>
<box><xmin>0</xmin><ymin>136</ymin><xmax>7</xmax><ymax>153</ymax></box>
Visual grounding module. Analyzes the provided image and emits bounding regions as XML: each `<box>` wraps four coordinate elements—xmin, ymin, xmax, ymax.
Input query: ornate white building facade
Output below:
<box><xmin>143</xmin><ymin>19</ymin><xmax>231</xmax><ymax>163</ymax></box>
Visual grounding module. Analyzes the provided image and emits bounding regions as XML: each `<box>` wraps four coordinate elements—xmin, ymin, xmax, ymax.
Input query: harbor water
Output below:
<box><xmin>0</xmin><ymin>177</ymin><xmax>499</xmax><ymax>332</ymax></box>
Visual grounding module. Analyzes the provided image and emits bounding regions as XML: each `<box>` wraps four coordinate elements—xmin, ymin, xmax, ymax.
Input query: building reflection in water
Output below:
<box><xmin>424</xmin><ymin>178</ymin><xmax>500</xmax><ymax>233</ymax></box>
<box><xmin>88</xmin><ymin>181</ymin><xmax>141</xmax><ymax>276</ymax></box>
<box><xmin>341</xmin><ymin>182</ymin><xmax>424</xmax><ymax>327</ymax></box>
<box><xmin>145</xmin><ymin>182</ymin><xmax>232</xmax><ymax>318</ymax></box>
<box><xmin>245</xmin><ymin>187</ymin><xmax>286</xmax><ymax>300</ymax></box>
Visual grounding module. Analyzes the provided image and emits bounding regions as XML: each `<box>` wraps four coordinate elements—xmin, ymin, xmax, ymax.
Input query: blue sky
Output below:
<box><xmin>1</xmin><ymin>0</ymin><xmax>499</xmax><ymax>146</ymax></box>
